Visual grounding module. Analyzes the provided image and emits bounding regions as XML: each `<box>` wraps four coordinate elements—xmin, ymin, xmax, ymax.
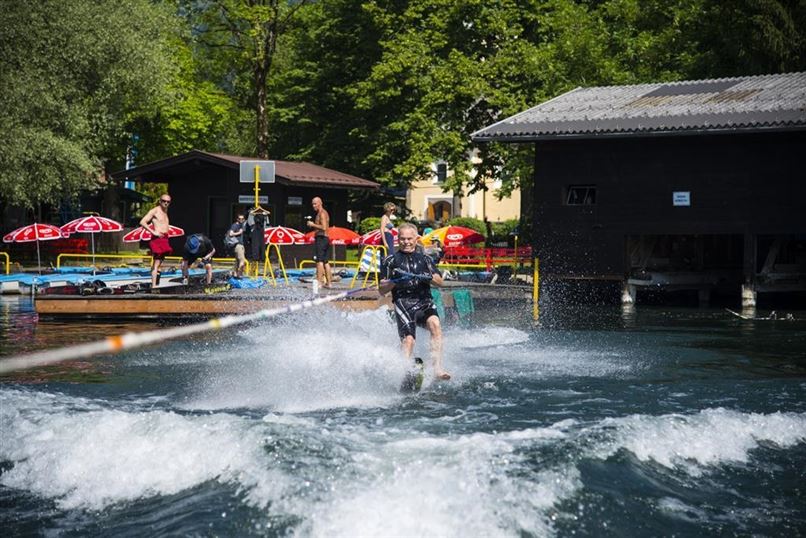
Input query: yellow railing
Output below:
<box><xmin>57</xmin><ymin>253</ymin><xmax>249</xmax><ymax>273</ymax></box>
<box><xmin>57</xmin><ymin>253</ymin><xmax>152</xmax><ymax>269</ymax></box>
<box><xmin>0</xmin><ymin>252</ymin><xmax>9</xmax><ymax>274</ymax></box>
<box><xmin>298</xmin><ymin>259</ymin><xmax>361</xmax><ymax>270</ymax></box>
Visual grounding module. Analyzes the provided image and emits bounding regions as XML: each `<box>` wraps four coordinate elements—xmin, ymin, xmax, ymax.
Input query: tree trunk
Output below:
<box><xmin>254</xmin><ymin>1</ymin><xmax>279</xmax><ymax>159</ymax></box>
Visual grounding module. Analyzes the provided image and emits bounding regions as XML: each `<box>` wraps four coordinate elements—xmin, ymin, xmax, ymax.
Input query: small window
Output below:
<box><xmin>566</xmin><ymin>185</ymin><xmax>596</xmax><ymax>205</ymax></box>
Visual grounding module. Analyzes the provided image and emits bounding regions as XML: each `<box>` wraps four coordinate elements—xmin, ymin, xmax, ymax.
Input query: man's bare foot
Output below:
<box><xmin>435</xmin><ymin>370</ymin><xmax>451</xmax><ymax>380</ymax></box>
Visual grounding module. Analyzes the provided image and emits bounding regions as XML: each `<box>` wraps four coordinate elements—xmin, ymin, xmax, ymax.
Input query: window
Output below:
<box><xmin>566</xmin><ymin>185</ymin><xmax>596</xmax><ymax>205</ymax></box>
<box><xmin>435</xmin><ymin>162</ymin><xmax>447</xmax><ymax>183</ymax></box>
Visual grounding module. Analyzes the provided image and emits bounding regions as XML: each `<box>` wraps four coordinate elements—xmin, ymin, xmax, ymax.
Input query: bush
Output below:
<box><xmin>357</xmin><ymin>216</ymin><xmax>381</xmax><ymax>234</ymax></box>
<box><xmin>492</xmin><ymin>219</ymin><xmax>519</xmax><ymax>238</ymax></box>
<box><xmin>446</xmin><ymin>216</ymin><xmax>486</xmax><ymax>236</ymax></box>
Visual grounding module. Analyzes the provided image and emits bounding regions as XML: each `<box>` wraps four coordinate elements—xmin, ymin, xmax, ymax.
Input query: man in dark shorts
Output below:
<box><xmin>379</xmin><ymin>222</ymin><xmax>451</xmax><ymax>380</ymax></box>
<box><xmin>306</xmin><ymin>196</ymin><xmax>333</xmax><ymax>288</ymax></box>
<box><xmin>181</xmin><ymin>233</ymin><xmax>216</xmax><ymax>284</ymax></box>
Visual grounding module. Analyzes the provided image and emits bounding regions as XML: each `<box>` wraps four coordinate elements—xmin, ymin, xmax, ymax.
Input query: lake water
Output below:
<box><xmin>1</xmin><ymin>296</ymin><xmax>805</xmax><ymax>536</ymax></box>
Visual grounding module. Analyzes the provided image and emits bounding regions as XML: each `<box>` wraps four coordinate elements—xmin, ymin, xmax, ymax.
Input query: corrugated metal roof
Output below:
<box><xmin>471</xmin><ymin>72</ymin><xmax>806</xmax><ymax>142</ymax></box>
<box><xmin>113</xmin><ymin>150</ymin><xmax>379</xmax><ymax>190</ymax></box>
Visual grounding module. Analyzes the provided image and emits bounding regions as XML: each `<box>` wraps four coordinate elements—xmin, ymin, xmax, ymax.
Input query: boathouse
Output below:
<box><xmin>471</xmin><ymin>72</ymin><xmax>806</xmax><ymax>306</ymax></box>
<box><xmin>112</xmin><ymin>150</ymin><xmax>379</xmax><ymax>254</ymax></box>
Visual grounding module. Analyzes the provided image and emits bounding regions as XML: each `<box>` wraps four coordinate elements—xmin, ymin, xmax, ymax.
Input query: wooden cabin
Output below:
<box><xmin>112</xmin><ymin>150</ymin><xmax>379</xmax><ymax>258</ymax></box>
<box><xmin>472</xmin><ymin>72</ymin><xmax>806</xmax><ymax>307</ymax></box>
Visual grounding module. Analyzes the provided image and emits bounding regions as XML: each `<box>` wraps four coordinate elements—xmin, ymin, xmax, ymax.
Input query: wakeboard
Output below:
<box><xmin>400</xmin><ymin>357</ymin><xmax>425</xmax><ymax>393</ymax></box>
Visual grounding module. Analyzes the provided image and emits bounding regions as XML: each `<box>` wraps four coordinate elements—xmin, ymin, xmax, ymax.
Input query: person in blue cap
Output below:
<box><xmin>181</xmin><ymin>233</ymin><xmax>216</xmax><ymax>284</ymax></box>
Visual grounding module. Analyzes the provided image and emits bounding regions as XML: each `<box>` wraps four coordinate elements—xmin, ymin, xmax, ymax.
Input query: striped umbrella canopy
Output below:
<box><xmin>60</xmin><ymin>215</ymin><xmax>123</xmax><ymax>274</ymax></box>
<box><xmin>421</xmin><ymin>225</ymin><xmax>484</xmax><ymax>248</ymax></box>
<box><xmin>60</xmin><ymin>215</ymin><xmax>123</xmax><ymax>235</ymax></box>
<box><xmin>359</xmin><ymin>228</ymin><xmax>398</xmax><ymax>246</ymax></box>
<box><xmin>122</xmin><ymin>225</ymin><xmax>185</xmax><ymax>243</ymax></box>
<box><xmin>263</xmin><ymin>226</ymin><xmax>306</xmax><ymax>245</ymax></box>
<box><xmin>3</xmin><ymin>223</ymin><xmax>66</xmax><ymax>273</ymax></box>
<box><xmin>3</xmin><ymin>223</ymin><xmax>65</xmax><ymax>243</ymax></box>
<box><xmin>303</xmin><ymin>226</ymin><xmax>361</xmax><ymax>246</ymax></box>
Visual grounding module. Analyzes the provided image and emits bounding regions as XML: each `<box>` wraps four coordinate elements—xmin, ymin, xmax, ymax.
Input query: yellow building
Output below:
<box><xmin>406</xmin><ymin>163</ymin><xmax>520</xmax><ymax>224</ymax></box>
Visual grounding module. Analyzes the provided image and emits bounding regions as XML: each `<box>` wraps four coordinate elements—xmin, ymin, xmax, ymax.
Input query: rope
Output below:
<box><xmin>0</xmin><ymin>287</ymin><xmax>370</xmax><ymax>375</ymax></box>
<box><xmin>393</xmin><ymin>268</ymin><xmax>434</xmax><ymax>281</ymax></box>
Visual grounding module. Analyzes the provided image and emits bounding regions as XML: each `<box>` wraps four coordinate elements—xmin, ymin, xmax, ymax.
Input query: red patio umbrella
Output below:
<box><xmin>3</xmin><ymin>223</ymin><xmax>66</xmax><ymax>273</ymax></box>
<box><xmin>121</xmin><ymin>225</ymin><xmax>185</xmax><ymax>243</ymax></box>
<box><xmin>264</xmin><ymin>226</ymin><xmax>306</xmax><ymax>245</ymax></box>
<box><xmin>359</xmin><ymin>228</ymin><xmax>398</xmax><ymax>247</ymax></box>
<box><xmin>303</xmin><ymin>226</ymin><xmax>361</xmax><ymax>246</ymax></box>
<box><xmin>61</xmin><ymin>215</ymin><xmax>123</xmax><ymax>273</ymax></box>
<box><xmin>422</xmin><ymin>225</ymin><xmax>484</xmax><ymax>248</ymax></box>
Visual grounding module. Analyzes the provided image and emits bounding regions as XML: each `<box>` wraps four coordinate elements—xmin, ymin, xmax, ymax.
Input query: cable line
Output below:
<box><xmin>0</xmin><ymin>288</ymin><xmax>369</xmax><ymax>375</ymax></box>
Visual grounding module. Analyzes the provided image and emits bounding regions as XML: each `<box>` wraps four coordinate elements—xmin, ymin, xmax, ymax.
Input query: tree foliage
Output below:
<box><xmin>175</xmin><ymin>0</ymin><xmax>312</xmax><ymax>158</ymax></box>
<box><xmin>2</xmin><ymin>0</ymin><xmax>803</xmax><ymax>212</ymax></box>
<box><xmin>266</xmin><ymin>0</ymin><xmax>806</xmax><ymax>201</ymax></box>
<box><xmin>0</xmin><ymin>0</ymin><xmax>179</xmax><ymax>208</ymax></box>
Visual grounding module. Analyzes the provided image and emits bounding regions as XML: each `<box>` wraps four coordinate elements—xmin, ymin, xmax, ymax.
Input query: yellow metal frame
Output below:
<box><xmin>262</xmin><ymin>243</ymin><xmax>290</xmax><ymax>286</ymax></box>
<box><xmin>349</xmin><ymin>245</ymin><xmax>387</xmax><ymax>289</ymax></box>
<box><xmin>0</xmin><ymin>252</ymin><xmax>9</xmax><ymax>274</ymax></box>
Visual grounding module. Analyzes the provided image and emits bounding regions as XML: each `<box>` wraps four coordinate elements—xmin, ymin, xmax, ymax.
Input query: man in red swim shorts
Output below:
<box><xmin>139</xmin><ymin>194</ymin><xmax>173</xmax><ymax>290</ymax></box>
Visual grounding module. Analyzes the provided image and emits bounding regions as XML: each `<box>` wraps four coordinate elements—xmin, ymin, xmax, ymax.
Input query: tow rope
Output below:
<box><xmin>0</xmin><ymin>287</ymin><xmax>370</xmax><ymax>375</ymax></box>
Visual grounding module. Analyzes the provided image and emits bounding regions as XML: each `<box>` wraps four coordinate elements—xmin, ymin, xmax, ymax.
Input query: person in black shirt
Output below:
<box><xmin>379</xmin><ymin>222</ymin><xmax>451</xmax><ymax>380</ymax></box>
<box><xmin>181</xmin><ymin>233</ymin><xmax>216</xmax><ymax>284</ymax></box>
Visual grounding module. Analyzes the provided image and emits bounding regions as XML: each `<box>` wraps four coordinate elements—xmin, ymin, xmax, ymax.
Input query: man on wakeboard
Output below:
<box><xmin>379</xmin><ymin>222</ymin><xmax>451</xmax><ymax>381</ymax></box>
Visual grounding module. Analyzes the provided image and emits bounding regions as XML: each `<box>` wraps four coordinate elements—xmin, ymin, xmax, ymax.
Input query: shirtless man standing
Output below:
<box><xmin>139</xmin><ymin>194</ymin><xmax>172</xmax><ymax>289</ymax></box>
<box><xmin>306</xmin><ymin>196</ymin><xmax>333</xmax><ymax>288</ymax></box>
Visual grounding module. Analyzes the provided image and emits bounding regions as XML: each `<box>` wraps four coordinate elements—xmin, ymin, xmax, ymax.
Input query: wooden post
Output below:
<box><xmin>621</xmin><ymin>282</ymin><xmax>636</xmax><ymax>305</ymax></box>
<box><xmin>742</xmin><ymin>232</ymin><xmax>757</xmax><ymax>310</ymax></box>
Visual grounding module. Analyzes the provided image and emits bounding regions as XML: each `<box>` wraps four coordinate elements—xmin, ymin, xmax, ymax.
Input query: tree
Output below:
<box><xmin>177</xmin><ymin>0</ymin><xmax>311</xmax><ymax>158</ymax></box>
<box><xmin>0</xmin><ymin>0</ymin><xmax>179</xmax><ymax>208</ymax></box>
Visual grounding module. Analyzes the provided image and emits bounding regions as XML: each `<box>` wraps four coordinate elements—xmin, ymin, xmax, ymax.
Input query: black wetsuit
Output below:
<box><xmin>381</xmin><ymin>250</ymin><xmax>441</xmax><ymax>338</ymax></box>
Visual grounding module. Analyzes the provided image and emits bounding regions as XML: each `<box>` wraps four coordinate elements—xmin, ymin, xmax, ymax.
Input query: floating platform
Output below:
<box><xmin>33</xmin><ymin>281</ymin><xmax>531</xmax><ymax>320</ymax></box>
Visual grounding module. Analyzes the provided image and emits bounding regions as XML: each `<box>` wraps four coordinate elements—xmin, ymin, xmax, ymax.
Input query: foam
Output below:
<box><xmin>4</xmin><ymin>385</ymin><xmax>805</xmax><ymax>534</ymax></box>
<box><xmin>0</xmin><ymin>389</ymin><xmax>290</xmax><ymax>511</ymax></box>
<box><xmin>591</xmin><ymin>408</ymin><xmax>806</xmax><ymax>476</ymax></box>
<box><xmin>182</xmin><ymin>308</ymin><xmax>426</xmax><ymax>412</ymax></box>
<box><xmin>299</xmin><ymin>428</ymin><xmax>581</xmax><ymax>537</ymax></box>
<box><xmin>450</xmin><ymin>326</ymin><xmax>530</xmax><ymax>350</ymax></box>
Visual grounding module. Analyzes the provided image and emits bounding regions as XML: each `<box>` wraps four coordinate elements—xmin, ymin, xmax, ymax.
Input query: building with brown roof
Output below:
<box><xmin>112</xmin><ymin>150</ymin><xmax>378</xmax><ymax>255</ymax></box>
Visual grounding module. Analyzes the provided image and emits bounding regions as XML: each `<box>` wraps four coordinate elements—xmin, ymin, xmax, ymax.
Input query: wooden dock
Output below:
<box><xmin>35</xmin><ymin>287</ymin><xmax>390</xmax><ymax>319</ymax></box>
<box><xmin>33</xmin><ymin>281</ymin><xmax>531</xmax><ymax>320</ymax></box>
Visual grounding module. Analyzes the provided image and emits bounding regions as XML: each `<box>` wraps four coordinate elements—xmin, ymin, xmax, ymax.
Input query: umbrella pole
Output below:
<box><xmin>91</xmin><ymin>234</ymin><xmax>96</xmax><ymax>275</ymax></box>
<box><xmin>36</xmin><ymin>239</ymin><xmax>42</xmax><ymax>275</ymax></box>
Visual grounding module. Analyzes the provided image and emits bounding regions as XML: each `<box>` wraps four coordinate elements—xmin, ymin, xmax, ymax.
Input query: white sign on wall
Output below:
<box><xmin>239</xmin><ymin>195</ymin><xmax>267</xmax><ymax>204</ymax></box>
<box><xmin>673</xmin><ymin>191</ymin><xmax>691</xmax><ymax>206</ymax></box>
<box><xmin>287</xmin><ymin>196</ymin><xmax>303</xmax><ymax>206</ymax></box>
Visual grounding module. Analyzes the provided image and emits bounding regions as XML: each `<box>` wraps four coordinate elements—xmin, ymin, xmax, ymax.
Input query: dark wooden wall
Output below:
<box><xmin>531</xmin><ymin>130</ymin><xmax>806</xmax><ymax>276</ymax></box>
<box><xmin>150</xmin><ymin>162</ymin><xmax>351</xmax><ymax>255</ymax></box>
